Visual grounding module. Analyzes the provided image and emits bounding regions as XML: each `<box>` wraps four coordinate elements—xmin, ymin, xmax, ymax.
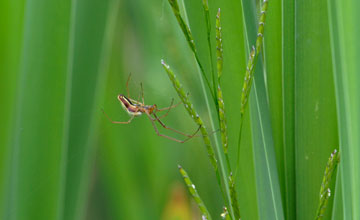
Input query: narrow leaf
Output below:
<box><xmin>6</xmin><ymin>0</ymin><xmax>72</xmax><ymax>219</ymax></box>
<box><xmin>328</xmin><ymin>0</ymin><xmax>360</xmax><ymax>218</ymax></box>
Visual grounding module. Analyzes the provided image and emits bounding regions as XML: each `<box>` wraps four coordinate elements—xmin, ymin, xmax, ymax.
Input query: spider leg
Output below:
<box><xmin>156</xmin><ymin>99</ymin><xmax>182</xmax><ymax>119</ymax></box>
<box><xmin>149</xmin><ymin>113</ymin><xmax>201</xmax><ymax>138</ymax></box>
<box><xmin>102</xmin><ymin>109</ymin><xmax>135</xmax><ymax>124</ymax></box>
<box><xmin>146</xmin><ymin>114</ymin><xmax>200</xmax><ymax>143</ymax></box>
<box><xmin>140</xmin><ymin>83</ymin><xmax>145</xmax><ymax>104</ymax></box>
<box><xmin>126</xmin><ymin>73</ymin><xmax>132</xmax><ymax>97</ymax></box>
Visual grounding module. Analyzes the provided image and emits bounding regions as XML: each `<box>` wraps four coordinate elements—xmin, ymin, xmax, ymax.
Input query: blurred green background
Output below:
<box><xmin>1</xmin><ymin>0</ymin><xmax>359</xmax><ymax>219</ymax></box>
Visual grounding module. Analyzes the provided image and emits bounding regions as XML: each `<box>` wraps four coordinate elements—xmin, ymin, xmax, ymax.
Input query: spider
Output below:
<box><xmin>102</xmin><ymin>74</ymin><xmax>201</xmax><ymax>143</ymax></box>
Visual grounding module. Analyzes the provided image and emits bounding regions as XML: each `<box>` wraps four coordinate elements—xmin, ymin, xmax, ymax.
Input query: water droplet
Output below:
<box><xmin>191</xmin><ymin>184</ymin><xmax>196</xmax><ymax>189</ymax></box>
<box><xmin>202</xmin><ymin>215</ymin><xmax>207</xmax><ymax>220</ymax></box>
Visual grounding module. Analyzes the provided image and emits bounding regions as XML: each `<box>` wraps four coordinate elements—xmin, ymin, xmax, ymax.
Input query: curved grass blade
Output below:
<box><xmin>178</xmin><ymin>165</ymin><xmax>212</xmax><ymax>220</ymax></box>
<box><xmin>314</xmin><ymin>149</ymin><xmax>340</xmax><ymax>220</ymax></box>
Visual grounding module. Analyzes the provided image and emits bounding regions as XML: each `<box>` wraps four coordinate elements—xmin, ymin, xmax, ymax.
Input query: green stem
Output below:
<box><xmin>235</xmin><ymin>115</ymin><xmax>245</xmax><ymax>178</ymax></box>
<box><xmin>195</xmin><ymin>60</ymin><xmax>235</xmax><ymax>220</ymax></box>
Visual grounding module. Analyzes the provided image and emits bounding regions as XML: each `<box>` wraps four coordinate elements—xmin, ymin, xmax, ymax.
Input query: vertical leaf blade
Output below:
<box><xmin>328</xmin><ymin>0</ymin><xmax>360</xmax><ymax>219</ymax></box>
<box><xmin>0</xmin><ymin>0</ymin><xmax>25</xmax><ymax>216</ymax></box>
<box><xmin>281</xmin><ymin>0</ymin><xmax>296</xmax><ymax>218</ymax></box>
<box><xmin>61</xmin><ymin>0</ymin><xmax>119</xmax><ymax>219</ymax></box>
<box><xmin>295</xmin><ymin>0</ymin><xmax>338</xmax><ymax>219</ymax></box>
<box><xmin>6</xmin><ymin>0</ymin><xmax>72</xmax><ymax>219</ymax></box>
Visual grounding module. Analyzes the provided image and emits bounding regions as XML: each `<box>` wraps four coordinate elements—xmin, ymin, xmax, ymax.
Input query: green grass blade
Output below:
<box><xmin>281</xmin><ymin>0</ymin><xmax>296</xmax><ymax>218</ymax></box>
<box><xmin>331</xmin><ymin>169</ymin><xmax>343</xmax><ymax>219</ymax></box>
<box><xmin>61</xmin><ymin>0</ymin><xmax>120</xmax><ymax>219</ymax></box>
<box><xmin>249</xmin><ymin>74</ymin><xmax>285</xmax><ymax>220</ymax></box>
<box><xmin>178</xmin><ymin>165</ymin><xmax>212</xmax><ymax>220</ymax></box>
<box><xmin>328</xmin><ymin>0</ymin><xmax>360</xmax><ymax>219</ymax></box>
<box><xmin>263</xmin><ymin>0</ymin><xmax>286</xmax><ymax>217</ymax></box>
<box><xmin>5</xmin><ymin>0</ymin><xmax>72</xmax><ymax>219</ymax></box>
<box><xmin>294</xmin><ymin>0</ymin><xmax>338</xmax><ymax>219</ymax></box>
<box><xmin>0</xmin><ymin>0</ymin><xmax>25</xmax><ymax>216</ymax></box>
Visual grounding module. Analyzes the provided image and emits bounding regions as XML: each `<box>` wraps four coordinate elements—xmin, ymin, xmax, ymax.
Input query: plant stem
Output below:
<box><xmin>195</xmin><ymin>61</ymin><xmax>235</xmax><ymax>220</ymax></box>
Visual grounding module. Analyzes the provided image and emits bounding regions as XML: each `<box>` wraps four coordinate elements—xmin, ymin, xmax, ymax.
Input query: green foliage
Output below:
<box><xmin>0</xmin><ymin>0</ymin><xmax>359</xmax><ymax>219</ymax></box>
